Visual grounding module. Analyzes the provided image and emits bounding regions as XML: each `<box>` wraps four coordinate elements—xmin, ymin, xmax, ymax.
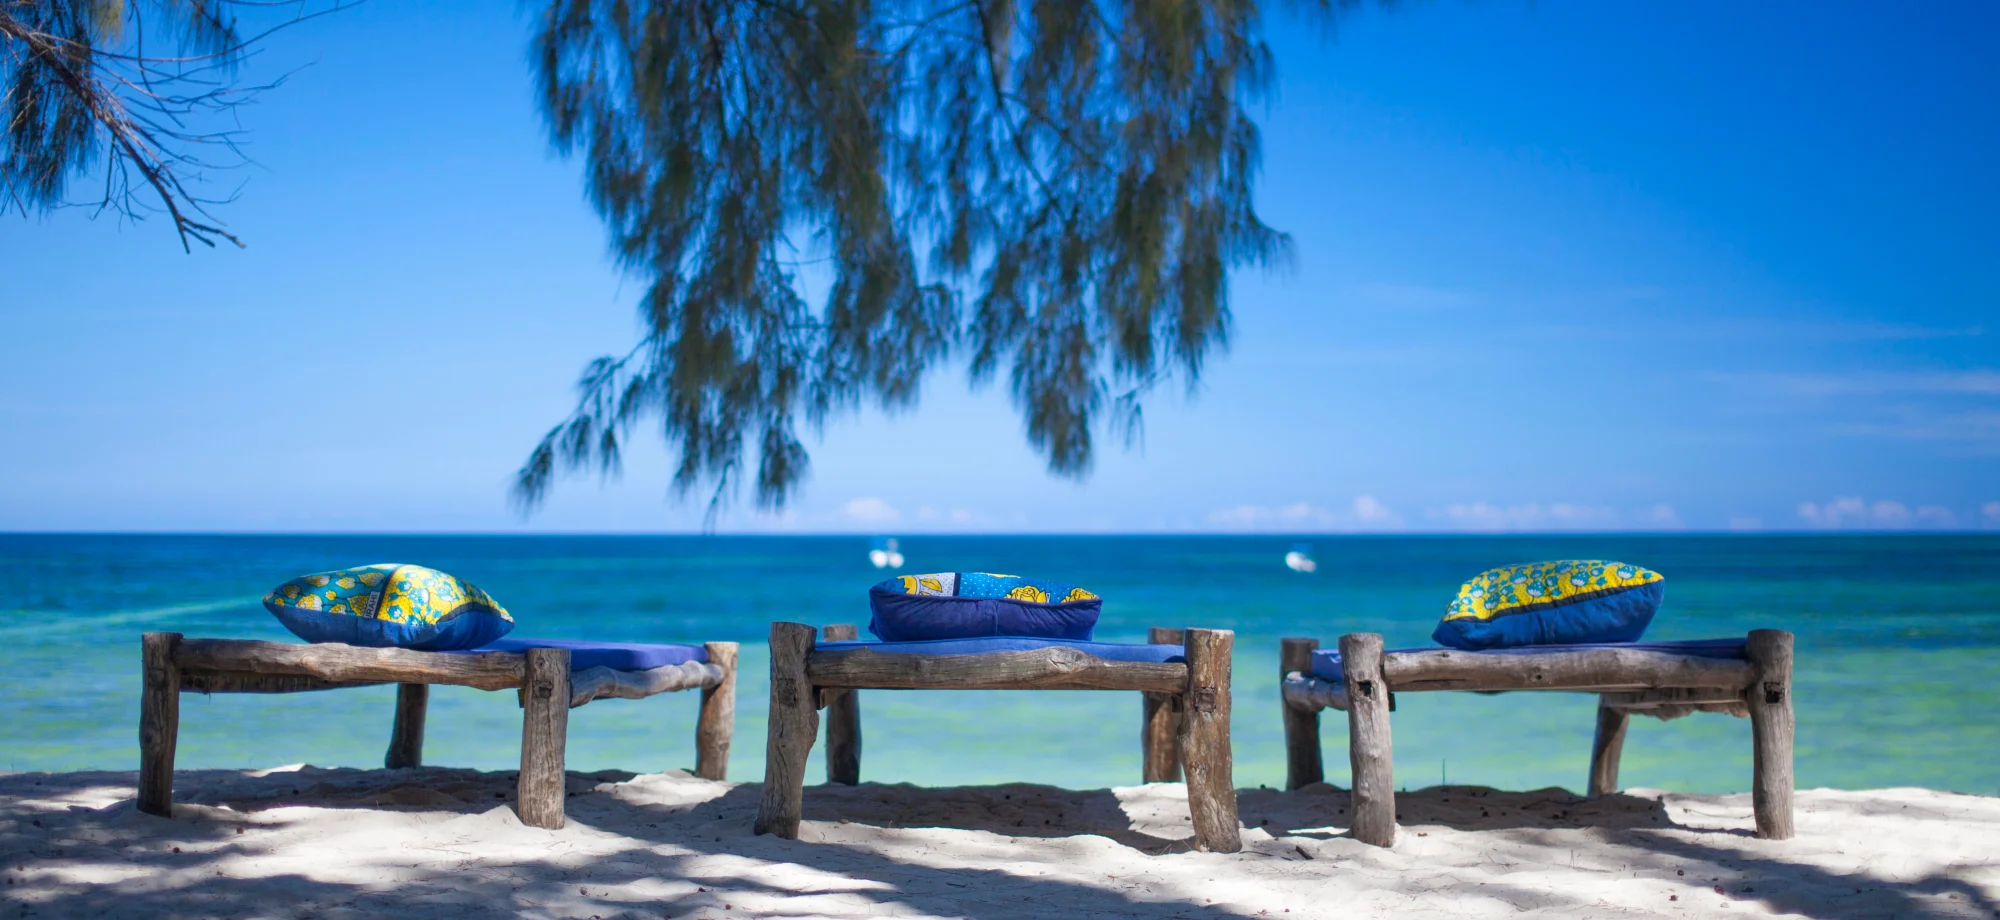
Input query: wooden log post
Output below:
<box><xmin>138</xmin><ymin>632</ymin><xmax>182</xmax><ymax>817</ymax></box>
<box><xmin>1141</xmin><ymin>626</ymin><xmax>1185</xmax><ymax>783</ymax></box>
<box><xmin>385</xmin><ymin>683</ymin><xmax>429</xmax><ymax>769</ymax></box>
<box><xmin>755</xmin><ymin>622</ymin><xmax>821</xmax><ymax>838</ymax></box>
<box><xmin>1280</xmin><ymin>637</ymin><xmax>1324</xmax><ymax>790</ymax></box>
<box><xmin>1341</xmin><ymin>632</ymin><xmax>1396</xmax><ymax>847</ymax></box>
<box><xmin>822</xmin><ymin>625</ymin><xmax>862</xmax><ymax>785</ymax></box>
<box><xmin>1178</xmin><ymin>628</ymin><xmax>1242</xmax><ymax>853</ymax></box>
<box><xmin>1587</xmin><ymin>697</ymin><xmax>1628</xmax><ymax>797</ymax></box>
<box><xmin>516</xmin><ymin>647</ymin><xmax>571</xmax><ymax>830</ymax></box>
<box><xmin>695</xmin><ymin>642</ymin><xmax>738</xmax><ymax>781</ymax></box>
<box><xmin>1746</xmin><ymin>629</ymin><xmax>1796</xmax><ymax>840</ymax></box>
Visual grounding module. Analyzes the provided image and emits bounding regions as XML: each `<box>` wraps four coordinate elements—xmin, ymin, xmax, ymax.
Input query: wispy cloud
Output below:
<box><xmin>841</xmin><ymin>497</ymin><xmax>901</xmax><ymax>525</ymax></box>
<box><xmin>1797</xmin><ymin>497</ymin><xmax>1958</xmax><ymax>530</ymax></box>
<box><xmin>1986</xmin><ymin>502</ymin><xmax>2000</xmax><ymax>526</ymax></box>
<box><xmin>1204</xmin><ymin>496</ymin><xmax>1404</xmax><ymax>532</ymax></box>
<box><xmin>1420</xmin><ymin>501</ymin><xmax>1684</xmax><ymax>532</ymax></box>
<box><xmin>1703</xmin><ymin>370</ymin><xmax>2000</xmax><ymax>397</ymax></box>
<box><xmin>1350</xmin><ymin>282</ymin><xmax>1476</xmax><ymax>309</ymax></box>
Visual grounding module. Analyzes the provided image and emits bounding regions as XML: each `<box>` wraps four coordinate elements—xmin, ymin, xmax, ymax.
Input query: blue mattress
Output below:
<box><xmin>816</xmin><ymin>636</ymin><xmax>1186</xmax><ymax>664</ymax></box>
<box><xmin>1307</xmin><ymin>638</ymin><xmax>1748</xmax><ymax>684</ymax></box>
<box><xmin>455</xmin><ymin>637</ymin><xmax>708</xmax><ymax>671</ymax></box>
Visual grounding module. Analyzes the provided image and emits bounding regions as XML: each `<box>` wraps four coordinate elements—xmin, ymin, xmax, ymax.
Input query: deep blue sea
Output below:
<box><xmin>3</xmin><ymin>534</ymin><xmax>1996</xmax><ymax>797</ymax></box>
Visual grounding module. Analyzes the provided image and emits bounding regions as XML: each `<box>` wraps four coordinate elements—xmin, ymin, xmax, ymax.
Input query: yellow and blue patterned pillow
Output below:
<box><xmin>867</xmin><ymin>572</ymin><xmax>1102</xmax><ymax>641</ymax></box>
<box><xmin>263</xmin><ymin>564</ymin><xmax>514</xmax><ymax>650</ymax></box>
<box><xmin>1433</xmin><ymin>560</ymin><xmax>1663</xmax><ymax>650</ymax></box>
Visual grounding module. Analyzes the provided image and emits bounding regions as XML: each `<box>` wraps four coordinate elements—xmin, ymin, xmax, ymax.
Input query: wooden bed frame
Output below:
<box><xmin>137</xmin><ymin>632</ymin><xmax>738</xmax><ymax>829</ymax></box>
<box><xmin>1278</xmin><ymin>630</ymin><xmax>1795</xmax><ymax>847</ymax></box>
<box><xmin>753</xmin><ymin>623</ymin><xmax>1243</xmax><ymax>853</ymax></box>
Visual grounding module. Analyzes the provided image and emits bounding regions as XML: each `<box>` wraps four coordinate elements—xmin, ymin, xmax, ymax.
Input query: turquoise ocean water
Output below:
<box><xmin>3</xmin><ymin>534</ymin><xmax>1996</xmax><ymax>796</ymax></box>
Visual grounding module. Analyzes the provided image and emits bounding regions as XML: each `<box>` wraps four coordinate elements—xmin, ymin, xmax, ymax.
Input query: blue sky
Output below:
<box><xmin>2</xmin><ymin>0</ymin><xmax>1995</xmax><ymax>533</ymax></box>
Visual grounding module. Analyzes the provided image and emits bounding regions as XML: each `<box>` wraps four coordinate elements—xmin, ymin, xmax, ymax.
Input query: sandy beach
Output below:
<box><xmin>3</xmin><ymin>766</ymin><xmax>1994</xmax><ymax>919</ymax></box>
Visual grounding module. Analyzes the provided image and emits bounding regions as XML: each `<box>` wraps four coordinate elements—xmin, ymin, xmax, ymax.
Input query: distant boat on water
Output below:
<box><xmin>1284</xmin><ymin>543</ymin><xmax>1317</xmax><ymax>573</ymax></box>
<box><xmin>869</xmin><ymin>538</ymin><xmax>905</xmax><ymax>569</ymax></box>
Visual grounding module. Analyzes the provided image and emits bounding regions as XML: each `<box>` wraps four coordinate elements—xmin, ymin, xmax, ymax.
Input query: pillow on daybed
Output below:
<box><xmin>868</xmin><ymin>572</ymin><xmax>1101</xmax><ymax>642</ymax></box>
<box><xmin>263</xmin><ymin>564</ymin><xmax>514</xmax><ymax>651</ymax></box>
<box><xmin>1433</xmin><ymin>560</ymin><xmax>1663</xmax><ymax>650</ymax></box>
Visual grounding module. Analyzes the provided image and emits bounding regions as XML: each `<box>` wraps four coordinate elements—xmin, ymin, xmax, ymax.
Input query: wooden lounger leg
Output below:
<box><xmin>517</xmin><ymin>647</ymin><xmax>572</xmax><ymax>829</ymax></box>
<box><xmin>821</xmin><ymin>625</ymin><xmax>862</xmax><ymax>785</ymax></box>
<box><xmin>1341</xmin><ymin>632</ymin><xmax>1396</xmax><ymax>847</ymax></box>
<box><xmin>1747</xmin><ymin>629</ymin><xmax>1795</xmax><ymax>840</ymax></box>
<box><xmin>1142</xmin><ymin>626</ymin><xmax>1185</xmax><ymax>783</ymax></box>
<box><xmin>1179</xmin><ymin>628</ymin><xmax>1242</xmax><ymax>853</ymax></box>
<box><xmin>756</xmin><ymin>622</ymin><xmax>821</xmax><ymax>838</ymax></box>
<box><xmin>138</xmin><ymin>632</ymin><xmax>183</xmax><ymax>817</ymax></box>
<box><xmin>1588</xmin><ymin>697</ymin><xmax>1628</xmax><ymax>797</ymax></box>
<box><xmin>1280</xmin><ymin>637</ymin><xmax>1324</xmax><ymax>790</ymax></box>
<box><xmin>386</xmin><ymin>683</ymin><xmax>428</xmax><ymax>769</ymax></box>
<box><xmin>695</xmin><ymin>642</ymin><xmax>738</xmax><ymax>781</ymax></box>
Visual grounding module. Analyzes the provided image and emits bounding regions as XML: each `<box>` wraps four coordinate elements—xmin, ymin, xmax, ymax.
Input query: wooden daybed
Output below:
<box><xmin>753</xmin><ymin>623</ymin><xmax>1243</xmax><ymax>853</ymax></box>
<box><xmin>1278</xmin><ymin>630</ymin><xmax>1795</xmax><ymax>846</ymax></box>
<box><xmin>137</xmin><ymin>632</ymin><xmax>738</xmax><ymax>828</ymax></box>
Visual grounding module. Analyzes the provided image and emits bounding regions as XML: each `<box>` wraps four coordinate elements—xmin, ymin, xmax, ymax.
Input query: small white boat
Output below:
<box><xmin>1284</xmin><ymin>544</ymin><xmax>1317</xmax><ymax>573</ymax></box>
<box><xmin>868</xmin><ymin>538</ymin><xmax>905</xmax><ymax>569</ymax></box>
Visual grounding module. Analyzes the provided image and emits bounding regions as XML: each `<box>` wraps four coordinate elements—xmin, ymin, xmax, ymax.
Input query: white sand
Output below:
<box><xmin>3</xmin><ymin>767</ymin><xmax>1996</xmax><ymax>919</ymax></box>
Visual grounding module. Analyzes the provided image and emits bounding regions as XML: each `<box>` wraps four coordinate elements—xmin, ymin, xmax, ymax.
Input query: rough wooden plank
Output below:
<box><xmin>516</xmin><ymin>647</ymin><xmax>571</xmax><ymax>830</ymax></box>
<box><xmin>1281</xmin><ymin>672</ymin><xmax>1349</xmax><ymax>712</ymax></box>
<box><xmin>1746</xmin><ymin>629</ymin><xmax>1795</xmax><ymax>840</ymax></box>
<box><xmin>174</xmin><ymin>638</ymin><xmax>526</xmax><ymax>691</ymax></box>
<box><xmin>807</xmin><ymin>646</ymin><xmax>1187</xmax><ymax>692</ymax></box>
<box><xmin>1141</xmin><ymin>626</ymin><xmax>1185</xmax><ymax>783</ymax></box>
<box><xmin>386</xmin><ymin>683</ymin><xmax>428</xmax><ymax>769</ymax></box>
<box><xmin>1587</xmin><ymin>698</ymin><xmax>1628</xmax><ymax>797</ymax></box>
<box><xmin>822</xmin><ymin>625</ymin><xmax>863</xmax><ymax>786</ymax></box>
<box><xmin>1342</xmin><ymin>632</ymin><xmax>1396</xmax><ymax>848</ymax></box>
<box><xmin>755</xmin><ymin>622</ymin><xmax>821</xmax><ymax>838</ymax></box>
<box><xmin>1601</xmin><ymin>686</ymin><xmax>1750</xmax><ymax>709</ymax></box>
<box><xmin>1382</xmin><ymin>647</ymin><xmax>1752</xmax><ymax>693</ymax></box>
<box><xmin>568</xmin><ymin>661</ymin><xmax>724</xmax><ymax>707</ymax></box>
<box><xmin>695</xmin><ymin>641</ymin><xmax>737</xmax><ymax>782</ymax></box>
<box><xmin>1178</xmin><ymin>628</ymin><xmax>1242</xmax><ymax>853</ymax></box>
<box><xmin>181</xmin><ymin>670</ymin><xmax>383</xmax><ymax>694</ymax></box>
<box><xmin>1280</xmin><ymin>637</ymin><xmax>1324</xmax><ymax>790</ymax></box>
<box><xmin>138</xmin><ymin>632</ymin><xmax>182</xmax><ymax>817</ymax></box>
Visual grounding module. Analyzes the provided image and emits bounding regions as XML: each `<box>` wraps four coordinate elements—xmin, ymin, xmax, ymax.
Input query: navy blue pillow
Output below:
<box><xmin>1432</xmin><ymin>560</ymin><xmax>1664</xmax><ymax>650</ymax></box>
<box><xmin>867</xmin><ymin>572</ymin><xmax>1102</xmax><ymax>642</ymax></box>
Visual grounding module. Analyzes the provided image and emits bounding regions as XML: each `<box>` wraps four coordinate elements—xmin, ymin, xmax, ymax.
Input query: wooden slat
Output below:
<box><xmin>1601</xmin><ymin>687</ymin><xmax>1749</xmax><ymax>710</ymax></box>
<box><xmin>1342</xmin><ymin>633</ymin><xmax>1396</xmax><ymax>848</ymax></box>
<box><xmin>174</xmin><ymin>638</ymin><xmax>526</xmax><ymax>691</ymax></box>
<box><xmin>1281</xmin><ymin>672</ymin><xmax>1349</xmax><ymax>712</ymax></box>
<box><xmin>516</xmin><ymin>647</ymin><xmax>570</xmax><ymax>829</ymax></box>
<box><xmin>1280</xmin><ymin>638</ymin><xmax>1324</xmax><ymax>790</ymax></box>
<box><xmin>755</xmin><ymin>622</ymin><xmax>820</xmax><ymax>839</ymax></box>
<box><xmin>1141</xmin><ymin>626</ymin><xmax>1185</xmax><ymax>783</ymax></box>
<box><xmin>695</xmin><ymin>641</ymin><xmax>737</xmax><ymax>782</ymax></box>
<box><xmin>567</xmin><ymin>661</ymin><xmax>724</xmax><ymax>707</ymax></box>
<box><xmin>138</xmin><ymin>632</ymin><xmax>181</xmax><ymax>817</ymax></box>
<box><xmin>1382</xmin><ymin>646</ymin><xmax>1753</xmax><ymax>693</ymax></box>
<box><xmin>181</xmin><ymin>670</ymin><xmax>384</xmax><ymax>694</ymax></box>
<box><xmin>1179</xmin><ymin>629</ymin><xmax>1241</xmax><ymax>853</ymax></box>
<box><xmin>821</xmin><ymin>625</ymin><xmax>862</xmax><ymax>785</ymax></box>
<box><xmin>806</xmin><ymin>646</ymin><xmax>1187</xmax><ymax>693</ymax></box>
<box><xmin>1747</xmin><ymin>629</ymin><xmax>1795</xmax><ymax>840</ymax></box>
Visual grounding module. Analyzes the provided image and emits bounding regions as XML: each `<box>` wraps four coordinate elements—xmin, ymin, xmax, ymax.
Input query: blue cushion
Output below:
<box><xmin>868</xmin><ymin>572</ymin><xmax>1102</xmax><ymax>642</ymax></box>
<box><xmin>818</xmin><ymin>636</ymin><xmax>1185</xmax><ymax>663</ymax></box>
<box><xmin>1433</xmin><ymin>560</ymin><xmax>1665</xmax><ymax>650</ymax></box>
<box><xmin>264</xmin><ymin>564</ymin><xmax>514</xmax><ymax>651</ymax></box>
<box><xmin>1307</xmin><ymin>638</ymin><xmax>1748</xmax><ymax>684</ymax></box>
<box><xmin>456</xmin><ymin>638</ymin><xmax>708</xmax><ymax>671</ymax></box>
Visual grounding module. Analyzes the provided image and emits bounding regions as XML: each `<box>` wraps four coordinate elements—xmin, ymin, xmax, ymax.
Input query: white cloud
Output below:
<box><xmin>1203</xmin><ymin>496</ymin><xmax>1403</xmax><ymax>532</ymax></box>
<box><xmin>1432</xmin><ymin>501</ymin><xmax>1622</xmax><ymax>532</ymax></box>
<box><xmin>1797</xmin><ymin>497</ymin><xmax>1958</xmax><ymax>530</ymax></box>
<box><xmin>1351</xmin><ymin>282</ymin><xmax>1475</xmax><ymax>309</ymax></box>
<box><xmin>1704</xmin><ymin>370</ymin><xmax>2000</xmax><ymax>397</ymax></box>
<box><xmin>1986</xmin><ymin>501</ymin><xmax>2000</xmax><ymax>524</ymax></box>
<box><xmin>1728</xmin><ymin>515</ymin><xmax>1764</xmax><ymax>532</ymax></box>
<box><xmin>841</xmin><ymin>497</ymin><xmax>901</xmax><ymax>525</ymax></box>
